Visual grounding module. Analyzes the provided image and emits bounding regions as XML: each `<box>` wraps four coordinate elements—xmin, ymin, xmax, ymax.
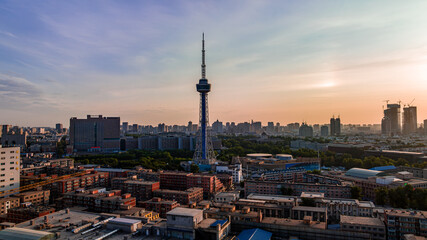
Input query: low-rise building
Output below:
<box><xmin>245</xmin><ymin>179</ymin><xmax>352</xmax><ymax>198</ymax></box>
<box><xmin>153</xmin><ymin>187</ymin><xmax>203</xmax><ymax>205</ymax></box>
<box><xmin>166</xmin><ymin>207</ymin><xmax>204</xmax><ymax>239</ymax></box>
<box><xmin>291</xmin><ymin>206</ymin><xmax>327</xmax><ymax>222</ymax></box>
<box><xmin>111</xmin><ymin>177</ymin><xmax>160</xmax><ymax>201</ymax></box>
<box><xmin>142</xmin><ymin>197</ymin><xmax>180</xmax><ymax>218</ymax></box>
<box><xmin>340</xmin><ymin>215</ymin><xmax>386</xmax><ymax>240</ymax></box>
<box><xmin>214</xmin><ymin>192</ymin><xmax>239</xmax><ymax>203</ymax></box>
<box><xmin>0</xmin><ymin>197</ymin><xmax>20</xmax><ymax>215</ymax></box>
<box><xmin>62</xmin><ymin>188</ymin><xmax>136</xmax><ymax>213</ymax></box>
<box><xmin>14</xmin><ymin>190</ymin><xmax>50</xmax><ymax>206</ymax></box>
<box><xmin>384</xmin><ymin>209</ymin><xmax>427</xmax><ymax>240</ymax></box>
<box><xmin>0</xmin><ymin>206</ymin><xmax>55</xmax><ymax>224</ymax></box>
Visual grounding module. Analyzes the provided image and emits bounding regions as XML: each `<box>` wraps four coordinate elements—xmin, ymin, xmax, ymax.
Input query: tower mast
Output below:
<box><xmin>193</xmin><ymin>33</ymin><xmax>216</xmax><ymax>167</ymax></box>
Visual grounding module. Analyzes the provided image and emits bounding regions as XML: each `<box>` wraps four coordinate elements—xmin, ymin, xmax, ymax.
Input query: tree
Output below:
<box><xmin>350</xmin><ymin>186</ymin><xmax>363</xmax><ymax>200</ymax></box>
<box><xmin>280</xmin><ymin>186</ymin><xmax>294</xmax><ymax>196</ymax></box>
<box><xmin>301</xmin><ymin>197</ymin><xmax>316</xmax><ymax>207</ymax></box>
<box><xmin>190</xmin><ymin>164</ymin><xmax>200</xmax><ymax>173</ymax></box>
<box><xmin>374</xmin><ymin>187</ymin><xmax>388</xmax><ymax>205</ymax></box>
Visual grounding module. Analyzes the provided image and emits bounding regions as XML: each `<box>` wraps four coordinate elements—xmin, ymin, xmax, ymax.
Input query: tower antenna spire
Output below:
<box><xmin>201</xmin><ymin>33</ymin><xmax>206</xmax><ymax>79</ymax></box>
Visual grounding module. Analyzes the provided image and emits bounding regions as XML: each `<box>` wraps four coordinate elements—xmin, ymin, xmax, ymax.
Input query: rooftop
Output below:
<box><xmin>340</xmin><ymin>215</ymin><xmax>384</xmax><ymax>227</ymax></box>
<box><xmin>385</xmin><ymin>209</ymin><xmax>427</xmax><ymax>218</ymax></box>
<box><xmin>292</xmin><ymin>206</ymin><xmax>327</xmax><ymax>212</ymax></box>
<box><xmin>0</xmin><ymin>227</ymin><xmax>54</xmax><ymax>240</ymax></box>
<box><xmin>262</xmin><ymin>217</ymin><xmax>326</xmax><ymax>230</ymax></box>
<box><xmin>237</xmin><ymin>228</ymin><xmax>272</xmax><ymax>240</ymax></box>
<box><xmin>166</xmin><ymin>207</ymin><xmax>203</xmax><ymax>217</ymax></box>
<box><xmin>345</xmin><ymin>168</ymin><xmax>382</xmax><ymax>179</ymax></box>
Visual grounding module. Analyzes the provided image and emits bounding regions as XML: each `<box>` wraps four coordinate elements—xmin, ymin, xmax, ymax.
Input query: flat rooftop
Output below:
<box><xmin>262</xmin><ymin>217</ymin><xmax>326</xmax><ymax>229</ymax></box>
<box><xmin>340</xmin><ymin>215</ymin><xmax>384</xmax><ymax>227</ymax></box>
<box><xmin>166</xmin><ymin>207</ymin><xmax>203</xmax><ymax>217</ymax></box>
<box><xmin>16</xmin><ymin>209</ymin><xmax>101</xmax><ymax>229</ymax></box>
<box><xmin>247</xmin><ymin>194</ymin><xmax>296</xmax><ymax>202</ymax></box>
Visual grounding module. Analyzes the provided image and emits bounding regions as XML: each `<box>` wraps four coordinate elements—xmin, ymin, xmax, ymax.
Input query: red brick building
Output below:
<box><xmin>153</xmin><ymin>187</ymin><xmax>203</xmax><ymax>205</ymax></box>
<box><xmin>142</xmin><ymin>197</ymin><xmax>180</xmax><ymax>218</ymax></box>
<box><xmin>160</xmin><ymin>172</ymin><xmax>223</xmax><ymax>198</ymax></box>
<box><xmin>160</xmin><ymin>172</ymin><xmax>191</xmax><ymax>190</ymax></box>
<box><xmin>1</xmin><ymin>206</ymin><xmax>55</xmax><ymax>223</ymax></box>
<box><xmin>111</xmin><ymin>177</ymin><xmax>160</xmax><ymax>201</ymax></box>
<box><xmin>52</xmin><ymin>171</ymin><xmax>109</xmax><ymax>195</ymax></box>
<box><xmin>62</xmin><ymin>188</ymin><xmax>136</xmax><ymax>213</ymax></box>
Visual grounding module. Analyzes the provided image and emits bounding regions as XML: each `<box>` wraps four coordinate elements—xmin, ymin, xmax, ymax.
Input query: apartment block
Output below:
<box><xmin>153</xmin><ymin>187</ymin><xmax>203</xmax><ymax>205</ymax></box>
<box><xmin>142</xmin><ymin>197</ymin><xmax>180</xmax><ymax>218</ymax></box>
<box><xmin>160</xmin><ymin>172</ymin><xmax>223</xmax><ymax>197</ymax></box>
<box><xmin>62</xmin><ymin>188</ymin><xmax>136</xmax><ymax>213</ymax></box>
<box><xmin>1</xmin><ymin>206</ymin><xmax>55</xmax><ymax>224</ymax></box>
<box><xmin>52</xmin><ymin>171</ymin><xmax>109</xmax><ymax>195</ymax></box>
<box><xmin>0</xmin><ymin>146</ymin><xmax>20</xmax><ymax>196</ymax></box>
<box><xmin>384</xmin><ymin>209</ymin><xmax>427</xmax><ymax>240</ymax></box>
<box><xmin>244</xmin><ymin>180</ymin><xmax>352</xmax><ymax>198</ymax></box>
<box><xmin>111</xmin><ymin>177</ymin><xmax>160</xmax><ymax>201</ymax></box>
<box><xmin>15</xmin><ymin>190</ymin><xmax>50</xmax><ymax>206</ymax></box>
<box><xmin>340</xmin><ymin>215</ymin><xmax>386</xmax><ymax>240</ymax></box>
<box><xmin>0</xmin><ymin>197</ymin><xmax>20</xmax><ymax>215</ymax></box>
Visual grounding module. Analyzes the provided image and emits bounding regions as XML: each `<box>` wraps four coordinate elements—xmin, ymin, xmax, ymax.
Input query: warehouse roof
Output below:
<box><xmin>345</xmin><ymin>168</ymin><xmax>382</xmax><ymax>179</ymax></box>
<box><xmin>0</xmin><ymin>227</ymin><xmax>54</xmax><ymax>240</ymax></box>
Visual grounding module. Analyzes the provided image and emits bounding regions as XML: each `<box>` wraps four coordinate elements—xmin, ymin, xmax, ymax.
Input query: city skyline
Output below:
<box><xmin>1</xmin><ymin>1</ymin><xmax>427</xmax><ymax>126</ymax></box>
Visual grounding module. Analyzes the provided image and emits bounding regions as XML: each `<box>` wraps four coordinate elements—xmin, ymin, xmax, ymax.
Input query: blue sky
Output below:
<box><xmin>0</xmin><ymin>0</ymin><xmax>426</xmax><ymax>126</ymax></box>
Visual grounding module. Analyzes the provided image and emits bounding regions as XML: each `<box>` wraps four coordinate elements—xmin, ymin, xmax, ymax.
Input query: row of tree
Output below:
<box><xmin>73</xmin><ymin>149</ymin><xmax>192</xmax><ymax>170</ymax></box>
<box><xmin>375</xmin><ymin>185</ymin><xmax>427</xmax><ymax>210</ymax></box>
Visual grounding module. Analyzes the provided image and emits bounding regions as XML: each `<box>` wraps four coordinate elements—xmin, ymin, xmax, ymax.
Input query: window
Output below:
<box><xmin>9</xmin><ymin>167</ymin><xmax>13</xmax><ymax>170</ymax></box>
<box><xmin>9</xmin><ymin>162</ymin><xmax>14</xmax><ymax>164</ymax></box>
<box><xmin>9</xmin><ymin>183</ymin><xmax>14</xmax><ymax>186</ymax></box>
<box><xmin>10</xmin><ymin>178</ymin><xmax>14</xmax><ymax>181</ymax></box>
<box><xmin>0</xmin><ymin>163</ymin><xmax>4</xmax><ymax>165</ymax></box>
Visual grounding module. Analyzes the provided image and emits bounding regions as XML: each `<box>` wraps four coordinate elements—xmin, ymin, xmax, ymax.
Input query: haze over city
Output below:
<box><xmin>1</xmin><ymin>1</ymin><xmax>427</xmax><ymax>126</ymax></box>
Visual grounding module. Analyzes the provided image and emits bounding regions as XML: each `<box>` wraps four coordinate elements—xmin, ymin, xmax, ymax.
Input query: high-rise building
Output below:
<box><xmin>299</xmin><ymin>123</ymin><xmax>313</xmax><ymax>137</ymax></box>
<box><xmin>382</xmin><ymin>103</ymin><xmax>401</xmax><ymax>135</ymax></box>
<box><xmin>212</xmin><ymin>120</ymin><xmax>223</xmax><ymax>133</ymax></box>
<box><xmin>267</xmin><ymin>122</ymin><xmax>275</xmax><ymax>132</ymax></box>
<box><xmin>320</xmin><ymin>125</ymin><xmax>329</xmax><ymax>137</ymax></box>
<box><xmin>424</xmin><ymin>119</ymin><xmax>427</xmax><ymax>135</ymax></box>
<box><xmin>0</xmin><ymin>146</ymin><xmax>20</xmax><ymax>196</ymax></box>
<box><xmin>193</xmin><ymin>34</ymin><xmax>216</xmax><ymax>166</ymax></box>
<box><xmin>132</xmin><ymin>124</ymin><xmax>138</xmax><ymax>133</ymax></box>
<box><xmin>402</xmin><ymin>106</ymin><xmax>417</xmax><ymax>135</ymax></box>
<box><xmin>122</xmin><ymin>122</ymin><xmax>129</xmax><ymax>134</ymax></box>
<box><xmin>55</xmin><ymin>123</ymin><xmax>63</xmax><ymax>133</ymax></box>
<box><xmin>330</xmin><ymin>117</ymin><xmax>341</xmax><ymax>136</ymax></box>
<box><xmin>69</xmin><ymin>115</ymin><xmax>120</xmax><ymax>152</ymax></box>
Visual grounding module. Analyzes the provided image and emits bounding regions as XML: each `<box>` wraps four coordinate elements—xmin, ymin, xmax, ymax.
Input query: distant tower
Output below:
<box><xmin>382</xmin><ymin>103</ymin><xmax>401</xmax><ymax>135</ymax></box>
<box><xmin>193</xmin><ymin>33</ymin><xmax>216</xmax><ymax>165</ymax></box>
<box><xmin>402</xmin><ymin>106</ymin><xmax>417</xmax><ymax>135</ymax></box>
<box><xmin>330</xmin><ymin>116</ymin><xmax>341</xmax><ymax>136</ymax></box>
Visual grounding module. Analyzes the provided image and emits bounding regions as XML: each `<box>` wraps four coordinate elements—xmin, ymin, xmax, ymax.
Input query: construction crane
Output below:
<box><xmin>0</xmin><ymin>170</ymin><xmax>90</xmax><ymax>198</ymax></box>
<box><xmin>408</xmin><ymin>98</ymin><xmax>415</xmax><ymax>107</ymax></box>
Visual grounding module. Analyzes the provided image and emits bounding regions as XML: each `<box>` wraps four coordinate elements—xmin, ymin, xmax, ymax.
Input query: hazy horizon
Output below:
<box><xmin>1</xmin><ymin>1</ymin><xmax>426</xmax><ymax>126</ymax></box>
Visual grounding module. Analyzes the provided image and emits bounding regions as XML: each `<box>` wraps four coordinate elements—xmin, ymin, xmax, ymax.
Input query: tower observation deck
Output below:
<box><xmin>193</xmin><ymin>33</ymin><xmax>216</xmax><ymax>166</ymax></box>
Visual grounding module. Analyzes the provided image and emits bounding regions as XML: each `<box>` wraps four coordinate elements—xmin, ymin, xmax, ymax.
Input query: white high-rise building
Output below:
<box><xmin>0</xmin><ymin>145</ymin><xmax>20</xmax><ymax>195</ymax></box>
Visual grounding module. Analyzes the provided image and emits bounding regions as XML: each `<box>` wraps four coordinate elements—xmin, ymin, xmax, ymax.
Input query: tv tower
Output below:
<box><xmin>193</xmin><ymin>33</ymin><xmax>216</xmax><ymax>165</ymax></box>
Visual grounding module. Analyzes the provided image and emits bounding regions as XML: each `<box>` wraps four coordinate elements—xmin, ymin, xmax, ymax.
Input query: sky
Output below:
<box><xmin>0</xmin><ymin>0</ymin><xmax>427</xmax><ymax>127</ymax></box>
